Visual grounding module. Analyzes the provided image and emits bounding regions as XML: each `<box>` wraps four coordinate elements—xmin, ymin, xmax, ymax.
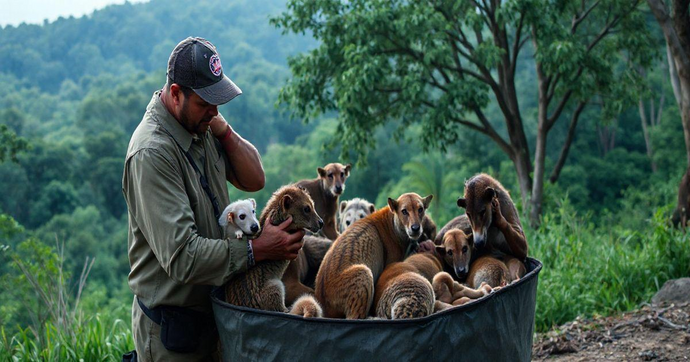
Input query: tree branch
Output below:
<box><xmin>571</xmin><ymin>0</ymin><xmax>601</xmax><ymax>34</ymax></box>
<box><xmin>549</xmin><ymin>101</ymin><xmax>587</xmax><ymax>183</ymax></box>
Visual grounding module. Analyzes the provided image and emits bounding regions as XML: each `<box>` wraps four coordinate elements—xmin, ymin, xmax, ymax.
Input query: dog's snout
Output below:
<box><xmin>473</xmin><ymin>232</ymin><xmax>486</xmax><ymax>249</ymax></box>
<box><xmin>318</xmin><ymin>218</ymin><xmax>324</xmax><ymax>230</ymax></box>
<box><xmin>455</xmin><ymin>267</ymin><xmax>468</xmax><ymax>279</ymax></box>
<box><xmin>335</xmin><ymin>185</ymin><xmax>343</xmax><ymax>194</ymax></box>
<box><xmin>411</xmin><ymin>224</ymin><xmax>420</xmax><ymax>232</ymax></box>
<box><xmin>251</xmin><ymin>224</ymin><xmax>259</xmax><ymax>233</ymax></box>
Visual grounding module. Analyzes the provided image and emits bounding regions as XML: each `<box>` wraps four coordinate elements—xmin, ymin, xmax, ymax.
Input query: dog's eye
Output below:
<box><xmin>304</xmin><ymin>206</ymin><xmax>311</xmax><ymax>214</ymax></box>
<box><xmin>239</xmin><ymin>214</ymin><xmax>246</xmax><ymax>220</ymax></box>
<box><xmin>346</xmin><ymin>221</ymin><xmax>351</xmax><ymax>225</ymax></box>
<box><xmin>418</xmin><ymin>207</ymin><xmax>423</xmax><ymax>214</ymax></box>
<box><xmin>328</xmin><ymin>173</ymin><xmax>333</xmax><ymax>178</ymax></box>
<box><xmin>252</xmin><ymin>210</ymin><xmax>255</xmax><ymax>214</ymax></box>
<box><xmin>340</xmin><ymin>172</ymin><xmax>344</xmax><ymax>178</ymax></box>
<box><xmin>462</xmin><ymin>246</ymin><xmax>468</xmax><ymax>253</ymax></box>
<box><xmin>401</xmin><ymin>209</ymin><xmax>408</xmax><ymax>216</ymax></box>
<box><xmin>359</xmin><ymin>213</ymin><xmax>365</xmax><ymax>219</ymax></box>
<box><xmin>479</xmin><ymin>210</ymin><xmax>486</xmax><ymax>217</ymax></box>
<box><xmin>447</xmin><ymin>250</ymin><xmax>453</xmax><ymax>256</ymax></box>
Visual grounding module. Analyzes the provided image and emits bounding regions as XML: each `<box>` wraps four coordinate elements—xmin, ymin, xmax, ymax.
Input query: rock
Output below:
<box><xmin>652</xmin><ymin>278</ymin><xmax>690</xmax><ymax>305</ymax></box>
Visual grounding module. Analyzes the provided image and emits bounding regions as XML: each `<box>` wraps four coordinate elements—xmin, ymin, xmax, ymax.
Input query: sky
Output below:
<box><xmin>0</xmin><ymin>0</ymin><xmax>149</xmax><ymax>27</ymax></box>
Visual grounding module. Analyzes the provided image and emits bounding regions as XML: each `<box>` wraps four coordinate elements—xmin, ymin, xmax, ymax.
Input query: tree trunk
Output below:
<box><xmin>648</xmin><ymin>0</ymin><xmax>690</xmax><ymax>228</ymax></box>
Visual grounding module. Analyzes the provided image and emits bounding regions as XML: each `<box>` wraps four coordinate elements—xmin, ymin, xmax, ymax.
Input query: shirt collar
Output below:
<box><xmin>147</xmin><ymin>90</ymin><xmax>194</xmax><ymax>151</ymax></box>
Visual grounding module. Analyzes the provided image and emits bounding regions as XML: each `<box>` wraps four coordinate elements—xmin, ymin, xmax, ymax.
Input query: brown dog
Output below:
<box><xmin>224</xmin><ymin>185</ymin><xmax>323</xmax><ymax>315</ymax></box>
<box><xmin>457</xmin><ymin>174</ymin><xmax>528</xmax><ymax>278</ymax></box>
<box><xmin>296</xmin><ymin>162</ymin><xmax>351</xmax><ymax>240</ymax></box>
<box><xmin>315</xmin><ymin>193</ymin><xmax>433</xmax><ymax>319</ymax></box>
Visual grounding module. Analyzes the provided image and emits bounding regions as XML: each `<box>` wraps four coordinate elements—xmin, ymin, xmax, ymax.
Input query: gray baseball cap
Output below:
<box><xmin>167</xmin><ymin>37</ymin><xmax>242</xmax><ymax>105</ymax></box>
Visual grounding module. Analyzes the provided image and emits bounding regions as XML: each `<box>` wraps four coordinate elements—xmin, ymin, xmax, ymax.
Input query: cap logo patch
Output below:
<box><xmin>209</xmin><ymin>54</ymin><xmax>222</xmax><ymax>77</ymax></box>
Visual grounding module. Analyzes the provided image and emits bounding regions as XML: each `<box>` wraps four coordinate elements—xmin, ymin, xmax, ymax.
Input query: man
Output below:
<box><xmin>122</xmin><ymin>37</ymin><xmax>305</xmax><ymax>361</ymax></box>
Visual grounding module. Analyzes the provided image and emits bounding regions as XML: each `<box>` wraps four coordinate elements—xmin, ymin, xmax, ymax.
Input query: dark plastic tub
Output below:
<box><xmin>211</xmin><ymin>257</ymin><xmax>542</xmax><ymax>362</ymax></box>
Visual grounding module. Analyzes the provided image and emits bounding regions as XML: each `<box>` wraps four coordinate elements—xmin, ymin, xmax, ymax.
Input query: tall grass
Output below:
<box><xmin>0</xmin><ymin>313</ymin><xmax>133</xmax><ymax>361</ymax></box>
<box><xmin>529</xmin><ymin>199</ymin><xmax>690</xmax><ymax>331</ymax></box>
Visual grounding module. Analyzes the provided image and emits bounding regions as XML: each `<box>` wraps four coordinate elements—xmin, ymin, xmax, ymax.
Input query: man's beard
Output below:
<box><xmin>179</xmin><ymin>99</ymin><xmax>212</xmax><ymax>135</ymax></box>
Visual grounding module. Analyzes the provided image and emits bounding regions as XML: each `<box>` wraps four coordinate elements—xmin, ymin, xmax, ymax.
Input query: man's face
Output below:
<box><xmin>173</xmin><ymin>86</ymin><xmax>219</xmax><ymax>135</ymax></box>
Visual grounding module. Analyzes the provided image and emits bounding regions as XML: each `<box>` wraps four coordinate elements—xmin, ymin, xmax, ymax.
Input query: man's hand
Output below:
<box><xmin>251</xmin><ymin>216</ymin><xmax>305</xmax><ymax>262</ymax></box>
<box><xmin>209</xmin><ymin>114</ymin><xmax>230</xmax><ymax>138</ymax></box>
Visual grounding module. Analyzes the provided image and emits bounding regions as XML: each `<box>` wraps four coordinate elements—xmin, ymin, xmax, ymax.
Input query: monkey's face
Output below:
<box><xmin>339</xmin><ymin>199</ymin><xmax>376</xmax><ymax>232</ymax></box>
<box><xmin>388</xmin><ymin>193</ymin><xmax>433</xmax><ymax>241</ymax></box>
<box><xmin>317</xmin><ymin>163</ymin><xmax>351</xmax><ymax>196</ymax></box>
<box><xmin>457</xmin><ymin>186</ymin><xmax>496</xmax><ymax>250</ymax></box>
<box><xmin>281</xmin><ymin>187</ymin><xmax>324</xmax><ymax>233</ymax></box>
<box><xmin>435</xmin><ymin>229</ymin><xmax>473</xmax><ymax>280</ymax></box>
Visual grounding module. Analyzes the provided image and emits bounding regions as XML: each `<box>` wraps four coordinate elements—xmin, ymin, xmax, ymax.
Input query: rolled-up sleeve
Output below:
<box><xmin>124</xmin><ymin>148</ymin><xmax>247</xmax><ymax>286</ymax></box>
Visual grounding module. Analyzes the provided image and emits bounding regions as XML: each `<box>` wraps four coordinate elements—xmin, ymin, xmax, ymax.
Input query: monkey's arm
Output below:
<box><xmin>493</xmin><ymin>199</ymin><xmax>528</xmax><ymax>260</ymax></box>
<box><xmin>211</xmin><ymin>115</ymin><xmax>265</xmax><ymax>192</ymax></box>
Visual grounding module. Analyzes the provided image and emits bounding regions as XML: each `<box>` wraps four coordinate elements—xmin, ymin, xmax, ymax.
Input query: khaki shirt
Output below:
<box><xmin>123</xmin><ymin>91</ymin><xmax>247</xmax><ymax>313</ymax></box>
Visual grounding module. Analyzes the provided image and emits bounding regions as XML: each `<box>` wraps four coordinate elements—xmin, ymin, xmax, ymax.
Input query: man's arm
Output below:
<box><xmin>124</xmin><ymin>148</ymin><xmax>249</xmax><ymax>286</ymax></box>
<box><xmin>210</xmin><ymin>114</ymin><xmax>265</xmax><ymax>192</ymax></box>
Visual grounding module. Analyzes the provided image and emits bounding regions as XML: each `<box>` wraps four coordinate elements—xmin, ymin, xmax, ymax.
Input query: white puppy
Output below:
<box><xmin>218</xmin><ymin>199</ymin><xmax>261</xmax><ymax>240</ymax></box>
<box><xmin>339</xmin><ymin>197</ymin><xmax>376</xmax><ymax>233</ymax></box>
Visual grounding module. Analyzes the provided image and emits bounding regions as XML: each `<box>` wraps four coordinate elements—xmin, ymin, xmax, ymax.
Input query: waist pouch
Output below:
<box><xmin>138</xmin><ymin>297</ymin><xmax>214</xmax><ymax>353</ymax></box>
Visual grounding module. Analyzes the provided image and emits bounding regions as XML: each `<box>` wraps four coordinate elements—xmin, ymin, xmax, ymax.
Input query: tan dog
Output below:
<box><xmin>315</xmin><ymin>193</ymin><xmax>433</xmax><ymax>319</ymax></box>
<box><xmin>224</xmin><ymin>185</ymin><xmax>323</xmax><ymax>316</ymax></box>
<box><xmin>437</xmin><ymin>228</ymin><xmax>521</xmax><ymax>289</ymax></box>
<box><xmin>457</xmin><ymin>173</ymin><xmax>527</xmax><ymax>281</ymax></box>
<box><xmin>296</xmin><ymin>162</ymin><xmax>351</xmax><ymax>240</ymax></box>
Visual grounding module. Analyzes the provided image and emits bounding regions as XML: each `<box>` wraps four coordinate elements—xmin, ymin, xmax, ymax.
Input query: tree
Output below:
<box><xmin>647</xmin><ymin>0</ymin><xmax>690</xmax><ymax>226</ymax></box>
<box><xmin>273</xmin><ymin>0</ymin><xmax>655</xmax><ymax>225</ymax></box>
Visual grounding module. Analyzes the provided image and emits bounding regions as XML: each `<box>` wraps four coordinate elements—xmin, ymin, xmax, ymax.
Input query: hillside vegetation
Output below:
<box><xmin>0</xmin><ymin>0</ymin><xmax>688</xmax><ymax>360</ymax></box>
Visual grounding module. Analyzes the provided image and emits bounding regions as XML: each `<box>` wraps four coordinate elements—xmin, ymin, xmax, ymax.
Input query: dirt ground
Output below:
<box><xmin>532</xmin><ymin>303</ymin><xmax>690</xmax><ymax>361</ymax></box>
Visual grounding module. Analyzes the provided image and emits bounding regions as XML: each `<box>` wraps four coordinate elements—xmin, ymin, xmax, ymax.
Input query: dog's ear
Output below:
<box><xmin>340</xmin><ymin>200</ymin><xmax>348</xmax><ymax>213</ymax></box>
<box><xmin>249</xmin><ymin>198</ymin><xmax>256</xmax><ymax>209</ymax></box>
<box><xmin>368</xmin><ymin>203</ymin><xmax>376</xmax><ymax>214</ymax></box>
<box><xmin>422</xmin><ymin>194</ymin><xmax>433</xmax><ymax>209</ymax></box>
<box><xmin>388</xmin><ymin>197</ymin><xmax>398</xmax><ymax>212</ymax></box>
<box><xmin>457</xmin><ymin>198</ymin><xmax>467</xmax><ymax>209</ymax></box>
<box><xmin>317</xmin><ymin>167</ymin><xmax>327</xmax><ymax>178</ymax></box>
<box><xmin>344</xmin><ymin>163</ymin><xmax>352</xmax><ymax>176</ymax></box>
<box><xmin>228</xmin><ymin>212</ymin><xmax>235</xmax><ymax>225</ymax></box>
<box><xmin>482</xmin><ymin>188</ymin><xmax>496</xmax><ymax>202</ymax></box>
<box><xmin>282</xmin><ymin>194</ymin><xmax>293</xmax><ymax>210</ymax></box>
<box><xmin>435</xmin><ymin>245</ymin><xmax>447</xmax><ymax>257</ymax></box>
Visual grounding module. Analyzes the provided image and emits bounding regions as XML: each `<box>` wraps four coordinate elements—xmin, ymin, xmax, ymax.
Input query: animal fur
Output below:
<box><xmin>289</xmin><ymin>295</ymin><xmax>323</xmax><ymax>318</ymax></box>
<box><xmin>374</xmin><ymin>253</ymin><xmax>441</xmax><ymax>319</ymax></box>
<box><xmin>339</xmin><ymin>198</ymin><xmax>376</xmax><ymax>233</ymax></box>
<box><xmin>432</xmin><ymin>272</ymin><xmax>492</xmax><ymax>312</ymax></box>
<box><xmin>224</xmin><ymin>185</ymin><xmax>323</xmax><ymax>315</ymax></box>
<box><xmin>466</xmin><ymin>256</ymin><xmax>510</xmax><ymax>289</ymax></box>
<box><xmin>434</xmin><ymin>214</ymin><xmax>471</xmax><ymax>245</ymax></box>
<box><xmin>282</xmin><ymin>234</ymin><xmax>332</xmax><ymax>306</ymax></box>
<box><xmin>315</xmin><ymin>193</ymin><xmax>433</xmax><ymax>319</ymax></box>
<box><xmin>457</xmin><ymin>173</ymin><xmax>528</xmax><ymax>268</ymax></box>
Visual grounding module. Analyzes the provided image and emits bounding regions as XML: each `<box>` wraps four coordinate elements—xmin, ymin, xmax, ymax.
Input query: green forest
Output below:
<box><xmin>1</xmin><ymin>0</ymin><xmax>689</xmax><ymax>360</ymax></box>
